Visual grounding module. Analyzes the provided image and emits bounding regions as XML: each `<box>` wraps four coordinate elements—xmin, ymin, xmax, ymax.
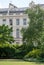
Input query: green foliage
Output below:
<box><xmin>0</xmin><ymin>43</ymin><xmax>16</xmax><ymax>59</ymax></box>
<box><xmin>0</xmin><ymin>25</ymin><xmax>14</xmax><ymax>44</ymax></box>
<box><xmin>24</xmin><ymin>49</ymin><xmax>40</xmax><ymax>58</ymax></box>
<box><xmin>14</xmin><ymin>44</ymin><xmax>28</xmax><ymax>59</ymax></box>
<box><xmin>21</xmin><ymin>6</ymin><xmax>44</xmax><ymax>47</ymax></box>
<box><xmin>0</xmin><ymin>44</ymin><xmax>28</xmax><ymax>59</ymax></box>
<box><xmin>0</xmin><ymin>43</ymin><xmax>44</xmax><ymax>59</ymax></box>
<box><xmin>24</xmin><ymin>49</ymin><xmax>44</xmax><ymax>59</ymax></box>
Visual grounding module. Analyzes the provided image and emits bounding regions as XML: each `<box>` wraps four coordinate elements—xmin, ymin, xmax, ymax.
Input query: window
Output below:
<box><xmin>9</xmin><ymin>12</ymin><xmax>13</xmax><ymax>15</ymax></box>
<box><xmin>0</xmin><ymin>11</ymin><xmax>7</xmax><ymax>15</ymax></box>
<box><xmin>16</xmin><ymin>42</ymin><xmax>19</xmax><ymax>44</ymax></box>
<box><xmin>23</xmin><ymin>18</ymin><xmax>27</xmax><ymax>25</ymax></box>
<box><xmin>10</xmin><ymin>32</ymin><xmax>13</xmax><ymax>36</ymax></box>
<box><xmin>16</xmin><ymin>13</ymin><xmax>20</xmax><ymax>15</ymax></box>
<box><xmin>16</xmin><ymin>19</ymin><xmax>20</xmax><ymax>25</ymax></box>
<box><xmin>3</xmin><ymin>19</ymin><xmax>6</xmax><ymax>24</ymax></box>
<box><xmin>10</xmin><ymin>27</ymin><xmax>13</xmax><ymax>36</ymax></box>
<box><xmin>16</xmin><ymin>29</ymin><xmax>19</xmax><ymax>38</ymax></box>
<box><xmin>9</xmin><ymin>19</ymin><xmax>13</xmax><ymax>25</ymax></box>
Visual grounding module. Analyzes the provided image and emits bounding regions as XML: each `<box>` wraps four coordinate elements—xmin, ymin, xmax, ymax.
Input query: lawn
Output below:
<box><xmin>0</xmin><ymin>59</ymin><xmax>44</xmax><ymax>65</ymax></box>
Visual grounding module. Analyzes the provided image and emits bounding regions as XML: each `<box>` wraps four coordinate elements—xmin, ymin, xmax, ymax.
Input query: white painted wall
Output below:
<box><xmin>0</xmin><ymin>13</ymin><xmax>28</xmax><ymax>44</ymax></box>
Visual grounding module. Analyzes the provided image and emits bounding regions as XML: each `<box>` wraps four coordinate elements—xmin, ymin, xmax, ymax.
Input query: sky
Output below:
<box><xmin>0</xmin><ymin>0</ymin><xmax>44</xmax><ymax>8</ymax></box>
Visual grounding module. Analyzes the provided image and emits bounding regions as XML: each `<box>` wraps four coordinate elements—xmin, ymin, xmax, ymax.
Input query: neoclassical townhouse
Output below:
<box><xmin>0</xmin><ymin>1</ymin><xmax>44</xmax><ymax>44</ymax></box>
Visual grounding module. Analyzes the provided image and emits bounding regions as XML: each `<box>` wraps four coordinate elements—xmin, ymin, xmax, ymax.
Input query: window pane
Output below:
<box><xmin>23</xmin><ymin>19</ymin><xmax>26</xmax><ymax>25</ymax></box>
<box><xmin>16</xmin><ymin>19</ymin><xmax>19</xmax><ymax>25</ymax></box>
<box><xmin>16</xmin><ymin>29</ymin><xmax>19</xmax><ymax>38</ymax></box>
<box><xmin>9</xmin><ymin>19</ymin><xmax>13</xmax><ymax>25</ymax></box>
<box><xmin>16</xmin><ymin>42</ymin><xmax>19</xmax><ymax>44</ymax></box>
<box><xmin>3</xmin><ymin>19</ymin><xmax>6</xmax><ymax>24</ymax></box>
<box><xmin>10</xmin><ymin>32</ymin><xmax>13</xmax><ymax>36</ymax></box>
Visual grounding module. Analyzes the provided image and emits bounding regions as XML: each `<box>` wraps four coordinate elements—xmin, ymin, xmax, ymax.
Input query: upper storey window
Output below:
<box><xmin>16</xmin><ymin>29</ymin><xmax>19</xmax><ymax>38</ymax></box>
<box><xmin>9</xmin><ymin>19</ymin><xmax>13</xmax><ymax>25</ymax></box>
<box><xmin>9</xmin><ymin>11</ymin><xmax>14</xmax><ymax>15</ymax></box>
<box><xmin>9</xmin><ymin>13</ymin><xmax>13</xmax><ymax>15</ymax></box>
<box><xmin>16</xmin><ymin>19</ymin><xmax>20</xmax><ymax>25</ymax></box>
<box><xmin>23</xmin><ymin>18</ymin><xmax>27</xmax><ymax>25</ymax></box>
<box><xmin>0</xmin><ymin>11</ymin><xmax>7</xmax><ymax>15</ymax></box>
<box><xmin>15</xmin><ymin>12</ymin><xmax>20</xmax><ymax>15</ymax></box>
<box><xmin>3</xmin><ymin>19</ymin><xmax>6</xmax><ymax>25</ymax></box>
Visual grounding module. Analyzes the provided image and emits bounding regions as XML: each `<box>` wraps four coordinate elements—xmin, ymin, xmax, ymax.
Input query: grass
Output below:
<box><xmin>0</xmin><ymin>59</ymin><xmax>44</xmax><ymax>65</ymax></box>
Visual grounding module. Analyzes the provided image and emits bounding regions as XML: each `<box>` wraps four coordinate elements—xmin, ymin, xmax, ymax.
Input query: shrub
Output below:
<box><xmin>0</xmin><ymin>43</ymin><xmax>27</xmax><ymax>59</ymax></box>
<box><xmin>14</xmin><ymin>44</ymin><xmax>28</xmax><ymax>59</ymax></box>
<box><xmin>0</xmin><ymin>43</ymin><xmax>16</xmax><ymax>59</ymax></box>
<box><xmin>24</xmin><ymin>49</ymin><xmax>43</xmax><ymax>59</ymax></box>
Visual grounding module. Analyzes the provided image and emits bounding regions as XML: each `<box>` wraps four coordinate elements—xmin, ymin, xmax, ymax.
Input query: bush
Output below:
<box><xmin>1</xmin><ymin>43</ymin><xmax>44</xmax><ymax>59</ymax></box>
<box><xmin>14</xmin><ymin>44</ymin><xmax>28</xmax><ymax>59</ymax></box>
<box><xmin>0</xmin><ymin>43</ymin><xmax>28</xmax><ymax>59</ymax></box>
<box><xmin>24</xmin><ymin>49</ymin><xmax>44</xmax><ymax>59</ymax></box>
<box><xmin>0</xmin><ymin>43</ymin><xmax>16</xmax><ymax>59</ymax></box>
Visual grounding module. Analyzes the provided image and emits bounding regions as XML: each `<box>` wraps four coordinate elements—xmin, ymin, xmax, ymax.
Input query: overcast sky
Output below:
<box><xmin>0</xmin><ymin>0</ymin><xmax>44</xmax><ymax>8</ymax></box>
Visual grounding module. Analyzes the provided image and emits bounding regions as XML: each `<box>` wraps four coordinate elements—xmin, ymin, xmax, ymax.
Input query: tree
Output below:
<box><xmin>21</xmin><ymin>5</ymin><xmax>44</xmax><ymax>47</ymax></box>
<box><xmin>0</xmin><ymin>24</ymin><xmax>14</xmax><ymax>44</ymax></box>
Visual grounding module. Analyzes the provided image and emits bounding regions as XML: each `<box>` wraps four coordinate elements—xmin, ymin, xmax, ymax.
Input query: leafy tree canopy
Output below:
<box><xmin>0</xmin><ymin>25</ymin><xmax>14</xmax><ymax>44</ymax></box>
<box><xmin>21</xmin><ymin>5</ymin><xmax>44</xmax><ymax>47</ymax></box>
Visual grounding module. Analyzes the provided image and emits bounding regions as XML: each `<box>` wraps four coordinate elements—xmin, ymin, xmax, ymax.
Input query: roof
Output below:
<box><xmin>0</xmin><ymin>2</ymin><xmax>44</xmax><ymax>14</ymax></box>
<box><xmin>9</xmin><ymin>3</ymin><xmax>17</xmax><ymax>8</ymax></box>
<box><xmin>0</xmin><ymin>7</ymin><xmax>28</xmax><ymax>14</ymax></box>
<box><xmin>0</xmin><ymin>3</ymin><xmax>28</xmax><ymax>14</ymax></box>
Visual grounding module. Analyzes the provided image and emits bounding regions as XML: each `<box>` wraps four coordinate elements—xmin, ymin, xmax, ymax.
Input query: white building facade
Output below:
<box><xmin>0</xmin><ymin>3</ymin><xmax>29</xmax><ymax>44</ymax></box>
<box><xmin>0</xmin><ymin>2</ymin><xmax>44</xmax><ymax>44</ymax></box>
